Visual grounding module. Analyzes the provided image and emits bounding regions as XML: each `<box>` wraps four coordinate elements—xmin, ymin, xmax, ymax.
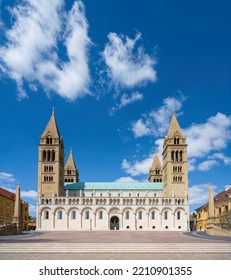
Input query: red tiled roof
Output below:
<box><xmin>0</xmin><ymin>187</ymin><xmax>16</xmax><ymax>201</ymax></box>
<box><xmin>196</xmin><ymin>187</ymin><xmax>231</xmax><ymax>211</ymax></box>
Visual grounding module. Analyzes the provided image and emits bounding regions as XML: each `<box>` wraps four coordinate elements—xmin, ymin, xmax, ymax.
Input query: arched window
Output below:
<box><xmin>49</xmin><ymin>138</ymin><xmax>52</xmax><ymax>144</ymax></box>
<box><xmin>178</xmin><ymin>166</ymin><xmax>182</xmax><ymax>172</ymax></box>
<box><xmin>65</xmin><ymin>179</ymin><xmax>67</xmax><ymax>182</ymax></box>
<box><xmin>47</xmin><ymin>150</ymin><xmax>51</xmax><ymax>161</ymax></box>
<box><xmin>71</xmin><ymin>179</ymin><xmax>74</xmax><ymax>182</ymax></box>
<box><xmin>58</xmin><ymin>210</ymin><xmax>62</xmax><ymax>220</ymax></box>
<box><xmin>175</xmin><ymin>150</ymin><xmax>179</xmax><ymax>161</ymax></box>
<box><xmin>177</xmin><ymin>211</ymin><xmax>181</xmax><ymax>220</ymax></box>
<box><xmin>151</xmin><ymin>211</ymin><xmax>155</xmax><ymax>220</ymax></box>
<box><xmin>171</xmin><ymin>151</ymin><xmax>175</xmax><ymax>161</ymax></box>
<box><xmin>160</xmin><ymin>179</ymin><xmax>162</xmax><ymax>182</ymax></box>
<box><xmin>138</xmin><ymin>211</ymin><xmax>142</xmax><ymax>220</ymax></box>
<box><xmin>164</xmin><ymin>211</ymin><xmax>168</xmax><ymax>220</ymax></box>
<box><xmin>52</xmin><ymin>150</ymin><xmax>55</xmax><ymax>161</ymax></box>
<box><xmin>72</xmin><ymin>211</ymin><xmax>76</xmax><ymax>220</ymax></box>
<box><xmin>42</xmin><ymin>150</ymin><xmax>47</xmax><ymax>161</ymax></box>
<box><xmin>180</xmin><ymin>151</ymin><xmax>183</xmax><ymax>161</ymax></box>
<box><xmin>85</xmin><ymin>210</ymin><xmax>89</xmax><ymax>220</ymax></box>
<box><xmin>154</xmin><ymin>179</ymin><xmax>156</xmax><ymax>182</ymax></box>
<box><xmin>45</xmin><ymin>211</ymin><xmax>49</xmax><ymax>219</ymax></box>
<box><xmin>174</xmin><ymin>138</ymin><xmax>177</xmax><ymax>144</ymax></box>
<box><xmin>99</xmin><ymin>211</ymin><xmax>103</xmax><ymax>220</ymax></box>
<box><xmin>125</xmin><ymin>211</ymin><xmax>130</xmax><ymax>220</ymax></box>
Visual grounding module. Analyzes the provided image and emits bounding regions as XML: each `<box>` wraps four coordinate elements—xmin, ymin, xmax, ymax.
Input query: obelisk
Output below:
<box><xmin>206</xmin><ymin>184</ymin><xmax>216</xmax><ymax>234</ymax></box>
<box><xmin>13</xmin><ymin>185</ymin><xmax>22</xmax><ymax>234</ymax></box>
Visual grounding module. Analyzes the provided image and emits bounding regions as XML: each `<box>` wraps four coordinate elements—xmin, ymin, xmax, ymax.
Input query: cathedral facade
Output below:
<box><xmin>36</xmin><ymin>110</ymin><xmax>189</xmax><ymax>231</ymax></box>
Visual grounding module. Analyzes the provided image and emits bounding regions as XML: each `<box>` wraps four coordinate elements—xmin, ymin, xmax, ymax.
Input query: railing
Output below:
<box><xmin>40</xmin><ymin>196</ymin><xmax>187</xmax><ymax>206</ymax></box>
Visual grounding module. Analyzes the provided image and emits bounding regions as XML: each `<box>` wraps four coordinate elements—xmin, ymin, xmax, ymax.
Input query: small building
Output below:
<box><xmin>0</xmin><ymin>187</ymin><xmax>29</xmax><ymax>230</ymax></box>
<box><xmin>195</xmin><ymin>186</ymin><xmax>231</xmax><ymax>231</ymax></box>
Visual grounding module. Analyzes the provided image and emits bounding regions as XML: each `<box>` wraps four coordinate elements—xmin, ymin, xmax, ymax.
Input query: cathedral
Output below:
<box><xmin>36</xmin><ymin>109</ymin><xmax>189</xmax><ymax>231</ymax></box>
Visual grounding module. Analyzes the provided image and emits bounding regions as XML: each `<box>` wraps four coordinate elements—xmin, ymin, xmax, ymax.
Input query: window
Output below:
<box><xmin>129</xmin><ymin>193</ymin><xmax>131</xmax><ymax>197</ymax></box>
<box><xmin>171</xmin><ymin>151</ymin><xmax>174</xmax><ymax>161</ymax></box>
<box><xmin>99</xmin><ymin>211</ymin><xmax>103</xmax><ymax>220</ymax></box>
<box><xmin>72</xmin><ymin>211</ymin><xmax>76</xmax><ymax>220</ymax></box>
<box><xmin>151</xmin><ymin>211</ymin><xmax>155</xmax><ymax>220</ymax></box>
<box><xmin>45</xmin><ymin>211</ymin><xmax>49</xmax><ymax>219</ymax></box>
<box><xmin>52</xmin><ymin>150</ymin><xmax>55</xmax><ymax>161</ymax></box>
<box><xmin>43</xmin><ymin>150</ymin><xmax>47</xmax><ymax>161</ymax></box>
<box><xmin>219</xmin><ymin>207</ymin><xmax>222</xmax><ymax>214</ymax></box>
<box><xmin>177</xmin><ymin>211</ymin><xmax>181</xmax><ymax>220</ymax></box>
<box><xmin>180</xmin><ymin>151</ymin><xmax>183</xmax><ymax>161</ymax></box>
<box><xmin>138</xmin><ymin>211</ymin><xmax>142</xmax><ymax>220</ymax></box>
<box><xmin>125</xmin><ymin>211</ymin><xmax>130</xmax><ymax>220</ymax></box>
<box><xmin>58</xmin><ymin>210</ymin><xmax>62</xmax><ymax>220</ymax></box>
<box><xmin>164</xmin><ymin>211</ymin><xmax>168</xmax><ymax>220</ymax></box>
<box><xmin>85</xmin><ymin>211</ymin><xmax>89</xmax><ymax>220</ymax></box>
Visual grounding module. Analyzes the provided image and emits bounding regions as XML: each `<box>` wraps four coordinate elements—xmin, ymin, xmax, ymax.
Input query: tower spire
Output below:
<box><xmin>64</xmin><ymin>149</ymin><xmax>79</xmax><ymax>183</ymax></box>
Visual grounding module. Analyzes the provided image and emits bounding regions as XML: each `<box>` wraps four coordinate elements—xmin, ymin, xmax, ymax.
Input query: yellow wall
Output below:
<box><xmin>0</xmin><ymin>195</ymin><xmax>29</xmax><ymax>230</ymax></box>
<box><xmin>196</xmin><ymin>200</ymin><xmax>231</xmax><ymax>231</ymax></box>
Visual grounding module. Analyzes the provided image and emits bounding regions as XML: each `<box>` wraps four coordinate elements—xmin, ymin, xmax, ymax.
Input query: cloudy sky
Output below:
<box><xmin>0</xmin><ymin>0</ymin><xmax>230</xmax><ymax>215</ymax></box>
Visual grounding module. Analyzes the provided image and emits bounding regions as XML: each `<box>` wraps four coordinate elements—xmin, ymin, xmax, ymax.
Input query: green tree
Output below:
<box><xmin>219</xmin><ymin>210</ymin><xmax>231</xmax><ymax>230</ymax></box>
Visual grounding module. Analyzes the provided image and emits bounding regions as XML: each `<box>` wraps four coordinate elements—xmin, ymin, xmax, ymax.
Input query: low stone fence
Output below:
<box><xmin>207</xmin><ymin>222</ymin><xmax>231</xmax><ymax>237</ymax></box>
<box><xmin>0</xmin><ymin>223</ymin><xmax>17</xmax><ymax>236</ymax></box>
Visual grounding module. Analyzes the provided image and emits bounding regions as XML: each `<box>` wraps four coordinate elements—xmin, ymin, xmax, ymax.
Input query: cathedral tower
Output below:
<box><xmin>38</xmin><ymin>108</ymin><xmax>64</xmax><ymax>197</ymax></box>
<box><xmin>162</xmin><ymin>112</ymin><xmax>188</xmax><ymax>197</ymax></box>
<box><xmin>64</xmin><ymin>148</ymin><xmax>79</xmax><ymax>183</ymax></box>
<box><xmin>148</xmin><ymin>153</ymin><xmax>163</xmax><ymax>182</ymax></box>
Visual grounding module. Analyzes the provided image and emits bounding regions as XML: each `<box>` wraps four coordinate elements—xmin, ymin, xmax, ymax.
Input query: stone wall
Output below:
<box><xmin>207</xmin><ymin>223</ymin><xmax>231</xmax><ymax>237</ymax></box>
<box><xmin>0</xmin><ymin>223</ymin><xmax>17</xmax><ymax>236</ymax></box>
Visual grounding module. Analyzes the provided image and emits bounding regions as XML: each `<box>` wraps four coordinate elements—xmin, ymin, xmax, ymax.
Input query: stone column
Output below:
<box><xmin>208</xmin><ymin>185</ymin><xmax>215</xmax><ymax>218</ymax></box>
<box><xmin>206</xmin><ymin>184</ymin><xmax>216</xmax><ymax>234</ymax></box>
<box><xmin>13</xmin><ymin>185</ymin><xmax>22</xmax><ymax>234</ymax></box>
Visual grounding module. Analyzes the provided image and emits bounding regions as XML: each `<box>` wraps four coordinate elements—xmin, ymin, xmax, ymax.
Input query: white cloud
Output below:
<box><xmin>209</xmin><ymin>152</ymin><xmax>231</xmax><ymax>165</ymax></box>
<box><xmin>188</xmin><ymin>183</ymin><xmax>215</xmax><ymax>205</ymax></box>
<box><xmin>109</xmin><ymin>92</ymin><xmax>144</xmax><ymax>115</ymax></box>
<box><xmin>123</xmin><ymin>109</ymin><xmax>231</xmax><ymax>176</ymax></box>
<box><xmin>198</xmin><ymin>160</ymin><xmax>218</xmax><ymax>171</ymax></box>
<box><xmin>0</xmin><ymin>0</ymin><xmax>91</xmax><ymax>100</ymax></box>
<box><xmin>185</xmin><ymin>113</ymin><xmax>231</xmax><ymax>159</ymax></box>
<box><xmin>29</xmin><ymin>204</ymin><xmax>37</xmax><ymax>214</ymax></box>
<box><xmin>131</xmin><ymin>96</ymin><xmax>184</xmax><ymax>138</ymax></box>
<box><xmin>0</xmin><ymin>172</ymin><xmax>16</xmax><ymax>184</ymax></box>
<box><xmin>122</xmin><ymin>156</ymin><xmax>153</xmax><ymax>177</ymax></box>
<box><xmin>21</xmin><ymin>190</ymin><xmax>37</xmax><ymax>200</ymax></box>
<box><xmin>115</xmin><ymin>177</ymin><xmax>139</xmax><ymax>183</ymax></box>
<box><xmin>132</xmin><ymin>119</ymin><xmax>151</xmax><ymax>138</ymax></box>
<box><xmin>102</xmin><ymin>32</ymin><xmax>157</xmax><ymax>89</ymax></box>
<box><xmin>1</xmin><ymin>186</ymin><xmax>37</xmax><ymax>200</ymax></box>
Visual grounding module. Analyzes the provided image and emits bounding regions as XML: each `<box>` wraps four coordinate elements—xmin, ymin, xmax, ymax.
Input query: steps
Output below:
<box><xmin>1</xmin><ymin>243</ymin><xmax>231</xmax><ymax>253</ymax></box>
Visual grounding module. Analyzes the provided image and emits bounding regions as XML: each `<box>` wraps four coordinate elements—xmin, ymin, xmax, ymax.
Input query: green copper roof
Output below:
<box><xmin>64</xmin><ymin>182</ymin><xmax>163</xmax><ymax>191</ymax></box>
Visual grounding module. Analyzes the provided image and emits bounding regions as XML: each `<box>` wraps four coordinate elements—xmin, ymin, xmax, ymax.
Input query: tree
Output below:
<box><xmin>219</xmin><ymin>210</ymin><xmax>231</xmax><ymax>230</ymax></box>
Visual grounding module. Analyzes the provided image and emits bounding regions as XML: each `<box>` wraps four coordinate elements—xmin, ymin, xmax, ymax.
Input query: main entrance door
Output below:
<box><xmin>110</xmin><ymin>216</ymin><xmax>119</xmax><ymax>230</ymax></box>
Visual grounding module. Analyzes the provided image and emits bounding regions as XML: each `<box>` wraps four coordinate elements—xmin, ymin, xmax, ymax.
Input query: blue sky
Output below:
<box><xmin>0</xmin><ymin>0</ymin><xmax>230</xmax><ymax>215</ymax></box>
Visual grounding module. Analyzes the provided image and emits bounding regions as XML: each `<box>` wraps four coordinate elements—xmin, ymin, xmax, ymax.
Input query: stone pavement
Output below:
<box><xmin>0</xmin><ymin>231</ymin><xmax>231</xmax><ymax>260</ymax></box>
